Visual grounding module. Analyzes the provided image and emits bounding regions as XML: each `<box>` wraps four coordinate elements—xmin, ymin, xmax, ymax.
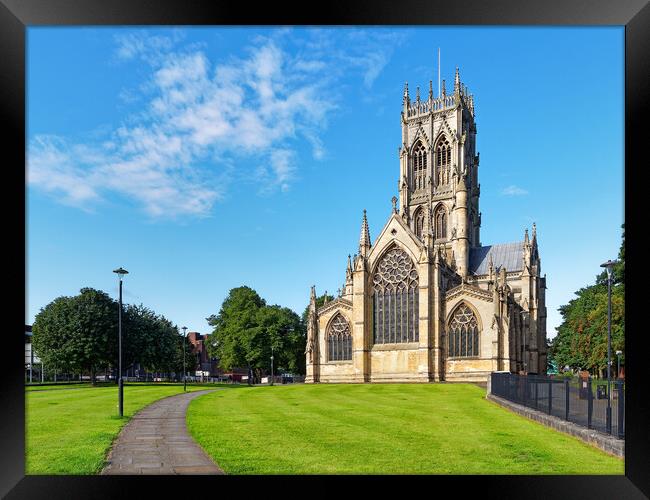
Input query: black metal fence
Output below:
<box><xmin>491</xmin><ymin>372</ymin><xmax>624</xmax><ymax>439</ymax></box>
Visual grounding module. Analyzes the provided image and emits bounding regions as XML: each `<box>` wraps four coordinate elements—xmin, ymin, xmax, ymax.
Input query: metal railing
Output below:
<box><xmin>490</xmin><ymin>372</ymin><xmax>624</xmax><ymax>439</ymax></box>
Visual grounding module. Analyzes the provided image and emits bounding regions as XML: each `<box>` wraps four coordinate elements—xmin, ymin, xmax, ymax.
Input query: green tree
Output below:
<box><xmin>32</xmin><ymin>288</ymin><xmax>118</xmax><ymax>385</ymax></box>
<box><xmin>549</xmin><ymin>225</ymin><xmax>625</xmax><ymax>376</ymax></box>
<box><xmin>206</xmin><ymin>286</ymin><xmax>306</xmax><ymax>383</ymax></box>
<box><xmin>124</xmin><ymin>304</ymin><xmax>198</xmax><ymax>379</ymax></box>
<box><xmin>257</xmin><ymin>305</ymin><xmax>304</xmax><ymax>376</ymax></box>
<box><xmin>206</xmin><ymin>286</ymin><xmax>267</xmax><ymax>384</ymax></box>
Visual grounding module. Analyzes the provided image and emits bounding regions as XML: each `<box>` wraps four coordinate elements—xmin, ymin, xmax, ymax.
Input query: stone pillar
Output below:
<box><xmin>417</xmin><ymin>251</ymin><xmax>432</xmax><ymax>381</ymax></box>
<box><xmin>352</xmin><ymin>257</ymin><xmax>370</xmax><ymax>382</ymax></box>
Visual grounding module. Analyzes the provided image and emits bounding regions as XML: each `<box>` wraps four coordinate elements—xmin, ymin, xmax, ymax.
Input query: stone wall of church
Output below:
<box><xmin>443</xmin><ymin>294</ymin><xmax>498</xmax><ymax>381</ymax></box>
<box><xmin>368</xmin><ymin>345</ymin><xmax>431</xmax><ymax>382</ymax></box>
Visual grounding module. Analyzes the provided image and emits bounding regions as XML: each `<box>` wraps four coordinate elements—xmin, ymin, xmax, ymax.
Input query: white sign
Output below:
<box><xmin>25</xmin><ymin>344</ymin><xmax>41</xmax><ymax>365</ymax></box>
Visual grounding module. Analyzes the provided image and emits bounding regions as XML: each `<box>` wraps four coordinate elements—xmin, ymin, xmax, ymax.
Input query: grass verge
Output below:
<box><xmin>187</xmin><ymin>383</ymin><xmax>624</xmax><ymax>474</ymax></box>
<box><xmin>26</xmin><ymin>383</ymin><xmax>219</xmax><ymax>474</ymax></box>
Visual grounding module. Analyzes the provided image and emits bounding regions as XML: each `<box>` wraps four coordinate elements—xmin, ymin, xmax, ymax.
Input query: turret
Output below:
<box><xmin>454</xmin><ymin>172</ymin><xmax>469</xmax><ymax>278</ymax></box>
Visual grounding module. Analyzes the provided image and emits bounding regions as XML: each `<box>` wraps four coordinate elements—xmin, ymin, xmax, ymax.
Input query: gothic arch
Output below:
<box><xmin>413</xmin><ymin>206</ymin><xmax>425</xmax><ymax>240</ymax></box>
<box><xmin>410</xmin><ymin>140</ymin><xmax>428</xmax><ymax>191</ymax></box>
<box><xmin>371</xmin><ymin>245</ymin><xmax>419</xmax><ymax>344</ymax></box>
<box><xmin>410</xmin><ymin>127</ymin><xmax>431</xmax><ymax>150</ymax></box>
<box><xmin>433</xmin><ymin>203</ymin><xmax>448</xmax><ymax>240</ymax></box>
<box><xmin>446</xmin><ymin>301</ymin><xmax>482</xmax><ymax>358</ymax></box>
<box><xmin>325</xmin><ymin>312</ymin><xmax>352</xmax><ymax>362</ymax></box>
<box><xmin>370</xmin><ymin>240</ymin><xmax>419</xmax><ymax>278</ymax></box>
<box><xmin>434</xmin><ymin>135</ymin><xmax>452</xmax><ymax>186</ymax></box>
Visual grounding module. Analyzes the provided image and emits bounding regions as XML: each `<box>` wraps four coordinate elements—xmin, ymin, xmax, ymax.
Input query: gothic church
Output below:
<box><xmin>305</xmin><ymin>67</ymin><xmax>547</xmax><ymax>383</ymax></box>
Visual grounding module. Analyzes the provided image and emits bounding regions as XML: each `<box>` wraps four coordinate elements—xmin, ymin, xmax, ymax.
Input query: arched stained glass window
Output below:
<box><xmin>412</xmin><ymin>141</ymin><xmax>427</xmax><ymax>191</ymax></box>
<box><xmin>372</xmin><ymin>247</ymin><xmax>419</xmax><ymax>344</ymax></box>
<box><xmin>327</xmin><ymin>313</ymin><xmax>352</xmax><ymax>361</ymax></box>
<box><xmin>448</xmin><ymin>303</ymin><xmax>479</xmax><ymax>357</ymax></box>
<box><xmin>434</xmin><ymin>204</ymin><xmax>447</xmax><ymax>240</ymax></box>
<box><xmin>436</xmin><ymin>137</ymin><xmax>451</xmax><ymax>186</ymax></box>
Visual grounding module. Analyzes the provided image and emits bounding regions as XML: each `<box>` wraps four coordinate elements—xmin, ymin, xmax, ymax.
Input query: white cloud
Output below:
<box><xmin>29</xmin><ymin>29</ymin><xmax>404</xmax><ymax>219</ymax></box>
<box><xmin>501</xmin><ymin>185</ymin><xmax>529</xmax><ymax>196</ymax></box>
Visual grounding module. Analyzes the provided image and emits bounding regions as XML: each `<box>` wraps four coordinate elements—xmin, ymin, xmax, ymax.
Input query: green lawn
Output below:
<box><xmin>187</xmin><ymin>383</ymin><xmax>624</xmax><ymax>474</ymax></box>
<box><xmin>26</xmin><ymin>383</ymin><xmax>217</xmax><ymax>474</ymax></box>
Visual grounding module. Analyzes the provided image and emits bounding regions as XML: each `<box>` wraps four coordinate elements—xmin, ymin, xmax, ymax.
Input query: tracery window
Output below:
<box><xmin>327</xmin><ymin>313</ymin><xmax>352</xmax><ymax>361</ymax></box>
<box><xmin>435</xmin><ymin>137</ymin><xmax>451</xmax><ymax>186</ymax></box>
<box><xmin>412</xmin><ymin>141</ymin><xmax>427</xmax><ymax>191</ymax></box>
<box><xmin>414</xmin><ymin>208</ymin><xmax>425</xmax><ymax>239</ymax></box>
<box><xmin>434</xmin><ymin>204</ymin><xmax>447</xmax><ymax>240</ymax></box>
<box><xmin>372</xmin><ymin>247</ymin><xmax>419</xmax><ymax>344</ymax></box>
<box><xmin>448</xmin><ymin>303</ymin><xmax>479</xmax><ymax>357</ymax></box>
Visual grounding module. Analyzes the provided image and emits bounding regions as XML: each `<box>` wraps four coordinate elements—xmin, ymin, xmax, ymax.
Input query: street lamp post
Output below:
<box><xmin>113</xmin><ymin>267</ymin><xmax>129</xmax><ymax>417</ymax></box>
<box><xmin>270</xmin><ymin>345</ymin><xmax>274</xmax><ymax>386</ymax></box>
<box><xmin>182</xmin><ymin>326</ymin><xmax>188</xmax><ymax>392</ymax></box>
<box><xmin>600</xmin><ymin>259</ymin><xmax>617</xmax><ymax>434</ymax></box>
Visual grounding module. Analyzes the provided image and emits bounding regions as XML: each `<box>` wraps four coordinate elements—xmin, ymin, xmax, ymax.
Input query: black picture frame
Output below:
<box><xmin>2</xmin><ymin>1</ymin><xmax>648</xmax><ymax>498</ymax></box>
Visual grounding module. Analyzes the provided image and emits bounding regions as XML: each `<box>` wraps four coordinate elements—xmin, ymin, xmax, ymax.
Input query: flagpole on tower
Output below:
<box><xmin>438</xmin><ymin>47</ymin><xmax>441</xmax><ymax>97</ymax></box>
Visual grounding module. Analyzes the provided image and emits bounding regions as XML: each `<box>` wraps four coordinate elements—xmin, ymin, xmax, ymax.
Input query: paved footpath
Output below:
<box><xmin>102</xmin><ymin>390</ymin><xmax>224</xmax><ymax>475</ymax></box>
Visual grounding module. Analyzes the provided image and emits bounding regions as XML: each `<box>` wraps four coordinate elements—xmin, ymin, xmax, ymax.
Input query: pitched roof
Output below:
<box><xmin>469</xmin><ymin>241</ymin><xmax>524</xmax><ymax>275</ymax></box>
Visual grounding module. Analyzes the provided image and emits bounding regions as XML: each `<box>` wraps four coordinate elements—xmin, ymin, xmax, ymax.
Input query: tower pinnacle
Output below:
<box><xmin>359</xmin><ymin>209</ymin><xmax>371</xmax><ymax>256</ymax></box>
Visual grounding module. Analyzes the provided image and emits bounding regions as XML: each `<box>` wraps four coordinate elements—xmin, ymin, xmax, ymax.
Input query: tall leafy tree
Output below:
<box><xmin>207</xmin><ymin>286</ymin><xmax>267</xmax><ymax>384</ymax></box>
<box><xmin>549</xmin><ymin>225</ymin><xmax>625</xmax><ymax>376</ymax></box>
<box><xmin>32</xmin><ymin>288</ymin><xmax>118</xmax><ymax>385</ymax></box>
<box><xmin>207</xmin><ymin>286</ymin><xmax>306</xmax><ymax>383</ymax></box>
<box><xmin>257</xmin><ymin>305</ymin><xmax>304</xmax><ymax>376</ymax></box>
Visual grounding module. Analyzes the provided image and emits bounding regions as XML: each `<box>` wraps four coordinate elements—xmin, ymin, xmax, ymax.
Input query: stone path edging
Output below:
<box><xmin>101</xmin><ymin>389</ymin><xmax>224</xmax><ymax>475</ymax></box>
<box><xmin>486</xmin><ymin>393</ymin><xmax>624</xmax><ymax>458</ymax></box>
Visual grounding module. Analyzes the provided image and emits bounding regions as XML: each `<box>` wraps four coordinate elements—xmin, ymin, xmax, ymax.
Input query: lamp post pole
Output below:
<box><xmin>600</xmin><ymin>259</ymin><xmax>617</xmax><ymax>434</ymax></box>
<box><xmin>113</xmin><ymin>267</ymin><xmax>129</xmax><ymax>417</ymax></box>
<box><xmin>182</xmin><ymin>326</ymin><xmax>188</xmax><ymax>392</ymax></box>
<box><xmin>270</xmin><ymin>345</ymin><xmax>274</xmax><ymax>386</ymax></box>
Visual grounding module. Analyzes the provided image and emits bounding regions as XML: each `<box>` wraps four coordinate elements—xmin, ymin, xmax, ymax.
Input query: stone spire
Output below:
<box><xmin>428</xmin><ymin>80</ymin><xmax>433</xmax><ymax>101</ymax></box>
<box><xmin>346</xmin><ymin>254</ymin><xmax>353</xmax><ymax>281</ymax></box>
<box><xmin>310</xmin><ymin>285</ymin><xmax>316</xmax><ymax>304</ymax></box>
<box><xmin>454</xmin><ymin>67</ymin><xmax>461</xmax><ymax>94</ymax></box>
<box><xmin>441</xmin><ymin>79</ymin><xmax>446</xmax><ymax>98</ymax></box>
<box><xmin>403</xmin><ymin>82</ymin><xmax>410</xmax><ymax>109</ymax></box>
<box><xmin>416</xmin><ymin>85</ymin><xmax>420</xmax><ymax>102</ymax></box>
<box><xmin>524</xmin><ymin>227</ymin><xmax>530</xmax><ymax>246</ymax></box>
<box><xmin>359</xmin><ymin>209</ymin><xmax>371</xmax><ymax>257</ymax></box>
<box><xmin>531</xmin><ymin>222</ymin><xmax>537</xmax><ymax>243</ymax></box>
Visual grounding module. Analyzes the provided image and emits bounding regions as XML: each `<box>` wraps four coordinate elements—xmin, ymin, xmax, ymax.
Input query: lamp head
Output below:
<box><xmin>600</xmin><ymin>260</ymin><xmax>618</xmax><ymax>279</ymax></box>
<box><xmin>113</xmin><ymin>267</ymin><xmax>129</xmax><ymax>279</ymax></box>
<box><xmin>182</xmin><ymin>326</ymin><xmax>188</xmax><ymax>335</ymax></box>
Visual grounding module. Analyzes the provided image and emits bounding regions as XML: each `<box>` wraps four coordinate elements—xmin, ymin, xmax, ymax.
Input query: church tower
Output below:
<box><xmin>398</xmin><ymin>67</ymin><xmax>480</xmax><ymax>278</ymax></box>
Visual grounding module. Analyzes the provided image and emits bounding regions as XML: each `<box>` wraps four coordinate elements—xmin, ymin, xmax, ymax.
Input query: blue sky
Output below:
<box><xmin>27</xmin><ymin>27</ymin><xmax>624</xmax><ymax>339</ymax></box>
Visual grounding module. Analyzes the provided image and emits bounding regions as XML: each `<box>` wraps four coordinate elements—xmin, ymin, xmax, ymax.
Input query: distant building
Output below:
<box><xmin>25</xmin><ymin>324</ymin><xmax>41</xmax><ymax>382</ymax></box>
<box><xmin>188</xmin><ymin>331</ymin><xmax>251</xmax><ymax>381</ymax></box>
<box><xmin>187</xmin><ymin>331</ymin><xmax>219</xmax><ymax>376</ymax></box>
